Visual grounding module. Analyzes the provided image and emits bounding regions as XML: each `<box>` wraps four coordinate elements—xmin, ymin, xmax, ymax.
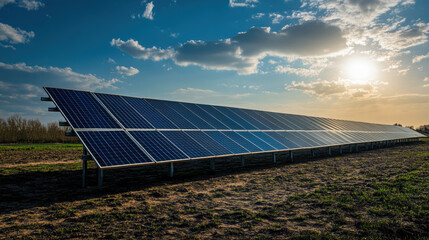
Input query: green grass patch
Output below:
<box><xmin>0</xmin><ymin>143</ymin><xmax>82</xmax><ymax>151</ymax></box>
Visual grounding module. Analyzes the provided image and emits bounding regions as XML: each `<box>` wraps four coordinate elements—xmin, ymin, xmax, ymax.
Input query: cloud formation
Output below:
<box><xmin>143</xmin><ymin>1</ymin><xmax>154</xmax><ymax>20</ymax></box>
<box><xmin>113</xmin><ymin>21</ymin><xmax>347</xmax><ymax>75</ymax></box>
<box><xmin>229</xmin><ymin>0</ymin><xmax>258</xmax><ymax>8</ymax></box>
<box><xmin>0</xmin><ymin>62</ymin><xmax>120</xmax><ymax>90</ymax></box>
<box><xmin>0</xmin><ymin>0</ymin><xmax>43</xmax><ymax>10</ymax></box>
<box><xmin>412</xmin><ymin>53</ymin><xmax>429</xmax><ymax>63</ymax></box>
<box><xmin>0</xmin><ymin>22</ymin><xmax>34</xmax><ymax>47</ymax></box>
<box><xmin>110</xmin><ymin>38</ymin><xmax>174</xmax><ymax>61</ymax></box>
<box><xmin>116</xmin><ymin>66</ymin><xmax>139</xmax><ymax>76</ymax></box>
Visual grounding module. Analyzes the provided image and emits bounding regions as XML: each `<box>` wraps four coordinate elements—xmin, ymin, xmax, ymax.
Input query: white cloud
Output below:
<box><xmin>251</xmin><ymin>13</ymin><xmax>264</xmax><ymax>19</ymax></box>
<box><xmin>143</xmin><ymin>1</ymin><xmax>154</xmax><ymax>20</ymax></box>
<box><xmin>113</xmin><ymin>21</ymin><xmax>348</xmax><ymax>75</ymax></box>
<box><xmin>412</xmin><ymin>52</ymin><xmax>429</xmax><ymax>63</ymax></box>
<box><xmin>269</xmin><ymin>13</ymin><xmax>284</xmax><ymax>24</ymax></box>
<box><xmin>110</xmin><ymin>38</ymin><xmax>174</xmax><ymax>61</ymax></box>
<box><xmin>0</xmin><ymin>0</ymin><xmax>43</xmax><ymax>10</ymax></box>
<box><xmin>275</xmin><ymin>65</ymin><xmax>320</xmax><ymax>77</ymax></box>
<box><xmin>18</xmin><ymin>0</ymin><xmax>43</xmax><ymax>10</ymax></box>
<box><xmin>424</xmin><ymin>77</ymin><xmax>428</xmax><ymax>82</ymax></box>
<box><xmin>286</xmin><ymin>10</ymin><xmax>316</xmax><ymax>22</ymax></box>
<box><xmin>107</xmin><ymin>57</ymin><xmax>116</xmax><ymax>64</ymax></box>
<box><xmin>229</xmin><ymin>0</ymin><xmax>258</xmax><ymax>8</ymax></box>
<box><xmin>116</xmin><ymin>66</ymin><xmax>139</xmax><ymax>76</ymax></box>
<box><xmin>0</xmin><ymin>22</ymin><xmax>34</xmax><ymax>46</ymax></box>
<box><xmin>0</xmin><ymin>62</ymin><xmax>120</xmax><ymax>90</ymax></box>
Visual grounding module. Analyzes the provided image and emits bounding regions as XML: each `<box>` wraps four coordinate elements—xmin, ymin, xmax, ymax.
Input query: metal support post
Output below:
<box><xmin>328</xmin><ymin>147</ymin><xmax>331</xmax><ymax>156</ymax></box>
<box><xmin>98</xmin><ymin>168</ymin><xmax>103</xmax><ymax>187</ymax></box>
<box><xmin>169</xmin><ymin>162</ymin><xmax>174</xmax><ymax>177</ymax></box>
<box><xmin>311</xmin><ymin>149</ymin><xmax>315</xmax><ymax>157</ymax></box>
<box><xmin>210</xmin><ymin>159</ymin><xmax>215</xmax><ymax>171</ymax></box>
<box><xmin>289</xmin><ymin>151</ymin><xmax>294</xmax><ymax>161</ymax></box>
<box><xmin>339</xmin><ymin>146</ymin><xmax>343</xmax><ymax>155</ymax></box>
<box><xmin>82</xmin><ymin>148</ymin><xmax>87</xmax><ymax>188</ymax></box>
<box><xmin>365</xmin><ymin>143</ymin><xmax>369</xmax><ymax>150</ymax></box>
<box><xmin>356</xmin><ymin>144</ymin><xmax>359</xmax><ymax>152</ymax></box>
<box><xmin>349</xmin><ymin>144</ymin><xmax>353</xmax><ymax>152</ymax></box>
<box><xmin>273</xmin><ymin>153</ymin><xmax>277</xmax><ymax>163</ymax></box>
<box><xmin>241</xmin><ymin>156</ymin><xmax>245</xmax><ymax>167</ymax></box>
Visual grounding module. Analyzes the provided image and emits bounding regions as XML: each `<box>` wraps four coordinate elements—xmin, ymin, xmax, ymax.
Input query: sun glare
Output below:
<box><xmin>343</xmin><ymin>57</ymin><xmax>377</xmax><ymax>84</ymax></box>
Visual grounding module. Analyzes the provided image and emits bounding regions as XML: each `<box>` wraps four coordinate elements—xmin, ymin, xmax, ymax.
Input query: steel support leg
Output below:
<box><xmin>356</xmin><ymin>144</ymin><xmax>359</xmax><ymax>152</ymax></box>
<box><xmin>289</xmin><ymin>151</ymin><xmax>293</xmax><ymax>161</ymax></box>
<box><xmin>349</xmin><ymin>144</ymin><xmax>353</xmax><ymax>153</ymax></box>
<box><xmin>82</xmin><ymin>148</ymin><xmax>87</xmax><ymax>188</ymax></box>
<box><xmin>339</xmin><ymin>146</ymin><xmax>343</xmax><ymax>155</ymax></box>
<box><xmin>210</xmin><ymin>159</ymin><xmax>215</xmax><ymax>171</ymax></box>
<box><xmin>169</xmin><ymin>162</ymin><xmax>174</xmax><ymax>177</ymax></box>
<box><xmin>98</xmin><ymin>168</ymin><xmax>103</xmax><ymax>187</ymax></box>
<box><xmin>273</xmin><ymin>153</ymin><xmax>277</xmax><ymax>163</ymax></box>
<box><xmin>328</xmin><ymin>147</ymin><xmax>332</xmax><ymax>156</ymax></box>
<box><xmin>311</xmin><ymin>149</ymin><xmax>315</xmax><ymax>157</ymax></box>
<box><xmin>241</xmin><ymin>156</ymin><xmax>245</xmax><ymax>167</ymax></box>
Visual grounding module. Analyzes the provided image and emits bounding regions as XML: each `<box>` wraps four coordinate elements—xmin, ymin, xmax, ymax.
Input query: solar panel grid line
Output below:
<box><xmin>167</xmin><ymin>101</ymin><xmax>216</xmax><ymax>129</ymax></box>
<box><xmin>203</xmin><ymin>130</ymin><xmax>250</xmax><ymax>154</ymax></box>
<box><xmin>265</xmin><ymin>131</ymin><xmax>301</xmax><ymax>149</ymax></box>
<box><xmin>242</xmin><ymin>110</ymin><xmax>282</xmax><ymax>130</ymax></box>
<box><xmin>122</xmin><ymin>96</ymin><xmax>179</xmax><ymax>129</ymax></box>
<box><xmin>180</xmin><ymin>102</ymin><xmax>230</xmax><ymax>129</ymax></box>
<box><xmin>129</xmin><ymin>131</ymin><xmax>190</xmax><ymax>162</ymax></box>
<box><xmin>95</xmin><ymin>93</ymin><xmax>155</xmax><ymax>129</ymax></box>
<box><xmin>249</xmin><ymin>131</ymin><xmax>286</xmax><ymax>150</ymax></box>
<box><xmin>159</xmin><ymin>130</ymin><xmax>214</xmax><ymax>159</ymax></box>
<box><xmin>145</xmin><ymin>99</ymin><xmax>199</xmax><ymax>129</ymax></box>
<box><xmin>91</xmin><ymin>92</ymin><xmax>158</xmax><ymax>163</ymax></box>
<box><xmin>197</xmin><ymin>104</ymin><xmax>246</xmax><ymax>130</ymax></box>
<box><xmin>221</xmin><ymin>131</ymin><xmax>264</xmax><ymax>152</ymax></box>
<box><xmin>184</xmin><ymin>131</ymin><xmax>235</xmax><ymax>156</ymax></box>
<box><xmin>228</xmin><ymin>108</ymin><xmax>272</xmax><ymax>130</ymax></box>
<box><xmin>212</xmin><ymin>106</ymin><xmax>259</xmax><ymax>130</ymax></box>
<box><xmin>273</xmin><ymin>113</ymin><xmax>303</xmax><ymax>130</ymax></box>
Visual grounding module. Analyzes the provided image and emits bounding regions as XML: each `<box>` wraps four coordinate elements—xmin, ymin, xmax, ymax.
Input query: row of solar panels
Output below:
<box><xmin>78</xmin><ymin>130</ymin><xmax>420</xmax><ymax>168</ymax></box>
<box><xmin>44</xmin><ymin>87</ymin><xmax>424</xmax><ymax>168</ymax></box>
<box><xmin>45</xmin><ymin>87</ymin><xmax>415</xmax><ymax>133</ymax></box>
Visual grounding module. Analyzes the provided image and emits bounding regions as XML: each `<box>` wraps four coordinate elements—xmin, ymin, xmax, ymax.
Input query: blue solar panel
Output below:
<box><xmin>251</xmin><ymin>131</ymin><xmax>288</xmax><ymax>150</ymax></box>
<box><xmin>237</xmin><ymin>131</ymin><xmax>276</xmax><ymax>151</ymax></box>
<box><xmin>212</xmin><ymin>106</ymin><xmax>258</xmax><ymax>130</ymax></box>
<box><xmin>45</xmin><ymin>88</ymin><xmax>120</xmax><ymax>129</ymax></box>
<box><xmin>185</xmin><ymin>131</ymin><xmax>232</xmax><ymax>156</ymax></box>
<box><xmin>167</xmin><ymin>102</ymin><xmax>215</xmax><ymax>129</ymax></box>
<box><xmin>197</xmin><ymin>104</ymin><xmax>245</xmax><ymax>130</ymax></box>
<box><xmin>181</xmin><ymin>103</ymin><xmax>229</xmax><ymax>129</ymax></box>
<box><xmin>130</xmin><ymin>131</ymin><xmax>189</xmax><ymax>162</ymax></box>
<box><xmin>122</xmin><ymin>96</ymin><xmax>178</xmax><ymax>129</ymax></box>
<box><xmin>221</xmin><ymin>131</ymin><xmax>263</xmax><ymax>152</ymax></box>
<box><xmin>265</xmin><ymin>132</ymin><xmax>301</xmax><ymax>149</ymax></box>
<box><xmin>95</xmin><ymin>93</ymin><xmax>153</xmax><ymax>129</ymax></box>
<box><xmin>241</xmin><ymin>109</ymin><xmax>281</xmax><ymax>130</ymax></box>
<box><xmin>77</xmin><ymin>131</ymin><xmax>154</xmax><ymax>167</ymax></box>
<box><xmin>279</xmin><ymin>132</ymin><xmax>313</xmax><ymax>148</ymax></box>
<box><xmin>160</xmin><ymin>131</ymin><xmax>213</xmax><ymax>158</ymax></box>
<box><xmin>229</xmin><ymin>108</ymin><xmax>271</xmax><ymax>130</ymax></box>
<box><xmin>204</xmin><ymin>131</ymin><xmax>249</xmax><ymax>154</ymax></box>
<box><xmin>145</xmin><ymin>99</ymin><xmax>198</xmax><ymax>129</ymax></box>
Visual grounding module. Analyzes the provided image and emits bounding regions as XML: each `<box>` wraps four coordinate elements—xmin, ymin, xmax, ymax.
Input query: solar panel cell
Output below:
<box><xmin>185</xmin><ymin>131</ymin><xmax>232</xmax><ymax>156</ymax></box>
<box><xmin>221</xmin><ymin>131</ymin><xmax>263</xmax><ymax>152</ymax></box>
<box><xmin>204</xmin><ymin>131</ymin><xmax>249</xmax><ymax>154</ymax></box>
<box><xmin>160</xmin><ymin>131</ymin><xmax>213</xmax><ymax>158</ymax></box>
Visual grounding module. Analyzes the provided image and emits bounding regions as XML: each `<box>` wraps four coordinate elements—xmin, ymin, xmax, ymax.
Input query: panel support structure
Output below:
<box><xmin>289</xmin><ymin>151</ymin><xmax>294</xmax><ymax>161</ymax></box>
<box><xmin>210</xmin><ymin>159</ymin><xmax>215</xmax><ymax>171</ymax></box>
<box><xmin>82</xmin><ymin>148</ymin><xmax>88</xmax><ymax>188</ymax></box>
<box><xmin>311</xmin><ymin>149</ymin><xmax>315</xmax><ymax>157</ymax></box>
<box><xmin>328</xmin><ymin>147</ymin><xmax>332</xmax><ymax>156</ymax></box>
<box><xmin>273</xmin><ymin>153</ymin><xmax>277</xmax><ymax>163</ymax></box>
<box><xmin>339</xmin><ymin>146</ymin><xmax>343</xmax><ymax>155</ymax></box>
<box><xmin>98</xmin><ymin>168</ymin><xmax>103</xmax><ymax>187</ymax></box>
<box><xmin>169</xmin><ymin>162</ymin><xmax>174</xmax><ymax>177</ymax></box>
<box><xmin>356</xmin><ymin>144</ymin><xmax>359</xmax><ymax>152</ymax></box>
<box><xmin>241</xmin><ymin>156</ymin><xmax>245</xmax><ymax>167</ymax></box>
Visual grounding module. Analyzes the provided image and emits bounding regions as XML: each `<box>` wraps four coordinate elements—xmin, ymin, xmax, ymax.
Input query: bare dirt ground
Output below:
<box><xmin>1</xmin><ymin>141</ymin><xmax>428</xmax><ymax>239</ymax></box>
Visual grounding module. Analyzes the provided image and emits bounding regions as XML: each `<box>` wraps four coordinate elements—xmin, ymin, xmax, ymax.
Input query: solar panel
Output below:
<box><xmin>43</xmin><ymin>87</ymin><xmax>425</xmax><ymax>172</ymax></box>
<box><xmin>77</xmin><ymin>131</ymin><xmax>154</xmax><ymax>167</ymax></box>
<box><xmin>45</xmin><ymin>88</ymin><xmax>120</xmax><ymax>129</ymax></box>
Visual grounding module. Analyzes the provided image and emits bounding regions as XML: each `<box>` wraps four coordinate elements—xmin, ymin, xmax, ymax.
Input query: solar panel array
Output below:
<box><xmin>44</xmin><ymin>87</ymin><xmax>425</xmax><ymax>169</ymax></box>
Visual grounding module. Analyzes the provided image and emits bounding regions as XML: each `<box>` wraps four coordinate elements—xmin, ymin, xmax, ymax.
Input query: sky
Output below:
<box><xmin>0</xmin><ymin>0</ymin><xmax>428</xmax><ymax>127</ymax></box>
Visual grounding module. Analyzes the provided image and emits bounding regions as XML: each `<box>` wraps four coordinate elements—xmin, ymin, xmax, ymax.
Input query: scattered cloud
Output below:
<box><xmin>269</xmin><ymin>13</ymin><xmax>284</xmax><ymax>24</ymax></box>
<box><xmin>0</xmin><ymin>0</ymin><xmax>43</xmax><ymax>10</ymax></box>
<box><xmin>113</xmin><ymin>21</ymin><xmax>347</xmax><ymax>75</ymax></box>
<box><xmin>170</xmin><ymin>32</ymin><xmax>179</xmax><ymax>38</ymax></box>
<box><xmin>251</xmin><ymin>13</ymin><xmax>264</xmax><ymax>19</ymax></box>
<box><xmin>275</xmin><ymin>65</ymin><xmax>320</xmax><ymax>77</ymax></box>
<box><xmin>0</xmin><ymin>22</ymin><xmax>34</xmax><ymax>47</ymax></box>
<box><xmin>229</xmin><ymin>0</ymin><xmax>258</xmax><ymax>8</ymax></box>
<box><xmin>107</xmin><ymin>57</ymin><xmax>116</xmax><ymax>64</ymax></box>
<box><xmin>115</xmin><ymin>66</ymin><xmax>139</xmax><ymax>76</ymax></box>
<box><xmin>143</xmin><ymin>1</ymin><xmax>154</xmax><ymax>20</ymax></box>
<box><xmin>110</xmin><ymin>38</ymin><xmax>174</xmax><ymax>61</ymax></box>
<box><xmin>286</xmin><ymin>10</ymin><xmax>316</xmax><ymax>22</ymax></box>
<box><xmin>0</xmin><ymin>62</ymin><xmax>120</xmax><ymax>90</ymax></box>
<box><xmin>412</xmin><ymin>52</ymin><xmax>429</xmax><ymax>63</ymax></box>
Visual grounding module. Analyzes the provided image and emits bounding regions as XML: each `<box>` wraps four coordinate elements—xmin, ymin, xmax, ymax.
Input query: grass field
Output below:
<box><xmin>1</xmin><ymin>141</ymin><xmax>428</xmax><ymax>239</ymax></box>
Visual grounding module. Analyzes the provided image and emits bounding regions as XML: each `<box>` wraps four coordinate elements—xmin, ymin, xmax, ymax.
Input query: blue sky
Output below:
<box><xmin>0</xmin><ymin>0</ymin><xmax>428</xmax><ymax>126</ymax></box>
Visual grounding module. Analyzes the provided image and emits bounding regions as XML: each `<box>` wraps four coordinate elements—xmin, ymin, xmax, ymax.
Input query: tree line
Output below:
<box><xmin>0</xmin><ymin>115</ymin><xmax>78</xmax><ymax>143</ymax></box>
<box><xmin>394</xmin><ymin>123</ymin><xmax>429</xmax><ymax>135</ymax></box>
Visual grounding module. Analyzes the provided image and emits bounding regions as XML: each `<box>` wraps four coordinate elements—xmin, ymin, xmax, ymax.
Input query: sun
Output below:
<box><xmin>343</xmin><ymin>57</ymin><xmax>377</xmax><ymax>84</ymax></box>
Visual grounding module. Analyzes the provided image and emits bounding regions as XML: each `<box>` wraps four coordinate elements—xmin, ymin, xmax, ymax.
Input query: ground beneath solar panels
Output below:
<box><xmin>1</xmin><ymin>140</ymin><xmax>428</xmax><ymax>239</ymax></box>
